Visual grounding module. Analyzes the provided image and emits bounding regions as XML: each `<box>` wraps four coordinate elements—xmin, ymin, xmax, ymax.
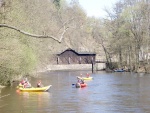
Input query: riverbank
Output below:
<box><xmin>137</xmin><ymin>65</ymin><xmax>150</xmax><ymax>73</ymax></box>
<box><xmin>46</xmin><ymin>64</ymin><xmax>106</xmax><ymax>71</ymax></box>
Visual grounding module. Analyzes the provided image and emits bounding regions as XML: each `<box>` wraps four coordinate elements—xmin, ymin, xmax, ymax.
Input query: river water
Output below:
<box><xmin>0</xmin><ymin>71</ymin><xmax>150</xmax><ymax>113</ymax></box>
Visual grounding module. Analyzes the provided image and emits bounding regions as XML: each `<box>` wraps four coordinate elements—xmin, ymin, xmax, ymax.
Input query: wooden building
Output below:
<box><xmin>57</xmin><ymin>49</ymin><xmax>96</xmax><ymax>64</ymax></box>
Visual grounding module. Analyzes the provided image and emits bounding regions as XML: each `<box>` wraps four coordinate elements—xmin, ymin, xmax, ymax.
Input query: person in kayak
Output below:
<box><xmin>76</xmin><ymin>79</ymin><xmax>81</xmax><ymax>88</ymax></box>
<box><xmin>80</xmin><ymin>79</ymin><xmax>84</xmax><ymax>84</ymax></box>
<box><xmin>77</xmin><ymin>77</ymin><xmax>84</xmax><ymax>84</ymax></box>
<box><xmin>86</xmin><ymin>73</ymin><xmax>90</xmax><ymax>78</ymax></box>
<box><xmin>24</xmin><ymin>81</ymin><xmax>31</xmax><ymax>88</ymax></box>
<box><xmin>37</xmin><ymin>80</ymin><xmax>43</xmax><ymax>87</ymax></box>
<box><xmin>19</xmin><ymin>78</ymin><xmax>31</xmax><ymax>88</ymax></box>
<box><xmin>20</xmin><ymin>80</ymin><xmax>25</xmax><ymax>85</ymax></box>
<box><xmin>76</xmin><ymin>78</ymin><xmax>84</xmax><ymax>88</ymax></box>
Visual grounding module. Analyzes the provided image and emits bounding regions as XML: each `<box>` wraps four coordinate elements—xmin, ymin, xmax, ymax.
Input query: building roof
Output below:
<box><xmin>57</xmin><ymin>48</ymin><xmax>96</xmax><ymax>55</ymax></box>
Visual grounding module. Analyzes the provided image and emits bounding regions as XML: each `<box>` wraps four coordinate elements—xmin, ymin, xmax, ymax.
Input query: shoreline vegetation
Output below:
<box><xmin>0</xmin><ymin>0</ymin><xmax>150</xmax><ymax>86</ymax></box>
<box><xmin>0</xmin><ymin>64</ymin><xmax>150</xmax><ymax>88</ymax></box>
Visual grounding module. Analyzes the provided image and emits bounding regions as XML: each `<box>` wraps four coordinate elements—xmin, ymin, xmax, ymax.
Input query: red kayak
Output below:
<box><xmin>75</xmin><ymin>83</ymin><xmax>87</xmax><ymax>88</ymax></box>
<box><xmin>80</xmin><ymin>83</ymin><xmax>87</xmax><ymax>87</ymax></box>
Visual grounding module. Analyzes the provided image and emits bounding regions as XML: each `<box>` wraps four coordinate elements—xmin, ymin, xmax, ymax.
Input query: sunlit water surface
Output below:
<box><xmin>1</xmin><ymin>71</ymin><xmax>150</xmax><ymax>113</ymax></box>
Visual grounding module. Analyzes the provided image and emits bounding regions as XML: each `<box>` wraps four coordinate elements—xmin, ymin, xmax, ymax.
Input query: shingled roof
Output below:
<box><xmin>57</xmin><ymin>48</ymin><xmax>96</xmax><ymax>55</ymax></box>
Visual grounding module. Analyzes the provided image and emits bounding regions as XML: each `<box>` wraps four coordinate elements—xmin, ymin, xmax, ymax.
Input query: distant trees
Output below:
<box><xmin>0</xmin><ymin>0</ymin><xmax>95</xmax><ymax>85</ymax></box>
<box><xmin>0</xmin><ymin>0</ymin><xmax>150</xmax><ymax>85</ymax></box>
<box><xmin>93</xmin><ymin>0</ymin><xmax>150</xmax><ymax>71</ymax></box>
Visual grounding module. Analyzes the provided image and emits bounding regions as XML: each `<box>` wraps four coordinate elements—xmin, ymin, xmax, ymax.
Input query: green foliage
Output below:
<box><xmin>0</xmin><ymin>28</ymin><xmax>38</xmax><ymax>85</ymax></box>
<box><xmin>0</xmin><ymin>0</ymin><xmax>64</xmax><ymax>85</ymax></box>
<box><xmin>0</xmin><ymin>66</ymin><xmax>19</xmax><ymax>86</ymax></box>
<box><xmin>2</xmin><ymin>0</ymin><xmax>149</xmax><ymax>85</ymax></box>
<box><xmin>53</xmin><ymin>0</ymin><xmax>61</xmax><ymax>8</ymax></box>
<box><xmin>19</xmin><ymin>45</ymin><xmax>37</xmax><ymax>75</ymax></box>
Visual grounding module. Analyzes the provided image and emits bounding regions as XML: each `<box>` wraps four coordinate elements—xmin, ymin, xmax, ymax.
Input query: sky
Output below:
<box><xmin>67</xmin><ymin>0</ymin><xmax>119</xmax><ymax>18</ymax></box>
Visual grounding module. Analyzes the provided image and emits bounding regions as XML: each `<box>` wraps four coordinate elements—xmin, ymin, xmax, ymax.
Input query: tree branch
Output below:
<box><xmin>59</xmin><ymin>26</ymin><xmax>69</xmax><ymax>42</ymax></box>
<box><xmin>0</xmin><ymin>24</ymin><xmax>67</xmax><ymax>43</ymax></box>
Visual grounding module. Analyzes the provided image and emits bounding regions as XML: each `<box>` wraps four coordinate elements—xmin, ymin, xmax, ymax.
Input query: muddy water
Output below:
<box><xmin>0</xmin><ymin>71</ymin><xmax>150</xmax><ymax>113</ymax></box>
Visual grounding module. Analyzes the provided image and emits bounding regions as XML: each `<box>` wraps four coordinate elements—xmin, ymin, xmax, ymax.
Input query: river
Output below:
<box><xmin>0</xmin><ymin>71</ymin><xmax>150</xmax><ymax>113</ymax></box>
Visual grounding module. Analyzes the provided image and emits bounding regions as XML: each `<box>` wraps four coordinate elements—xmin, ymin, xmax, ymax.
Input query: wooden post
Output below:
<box><xmin>79</xmin><ymin>57</ymin><xmax>81</xmax><ymax>64</ymax></box>
<box><xmin>92</xmin><ymin>62</ymin><xmax>94</xmax><ymax>73</ymax></box>
<box><xmin>92</xmin><ymin>61</ymin><xmax>96</xmax><ymax>73</ymax></box>
<box><xmin>69</xmin><ymin>57</ymin><xmax>70</xmax><ymax>64</ymax></box>
<box><xmin>57</xmin><ymin>56</ymin><xmax>59</xmax><ymax>64</ymax></box>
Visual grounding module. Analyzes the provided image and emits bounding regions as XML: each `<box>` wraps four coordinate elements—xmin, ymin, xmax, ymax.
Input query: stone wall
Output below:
<box><xmin>47</xmin><ymin>64</ymin><xmax>91</xmax><ymax>71</ymax></box>
<box><xmin>96</xmin><ymin>63</ymin><xmax>106</xmax><ymax>71</ymax></box>
<box><xmin>47</xmin><ymin>63</ymin><xmax>106</xmax><ymax>71</ymax></box>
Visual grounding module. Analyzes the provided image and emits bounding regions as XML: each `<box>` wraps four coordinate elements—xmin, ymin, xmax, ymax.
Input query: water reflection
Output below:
<box><xmin>16</xmin><ymin>91</ymin><xmax>51</xmax><ymax>111</ymax></box>
<box><xmin>0</xmin><ymin>71</ymin><xmax>150</xmax><ymax>113</ymax></box>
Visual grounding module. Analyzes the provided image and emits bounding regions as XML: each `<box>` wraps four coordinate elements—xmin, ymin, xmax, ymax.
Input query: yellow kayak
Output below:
<box><xmin>82</xmin><ymin>77</ymin><xmax>93</xmax><ymax>80</ymax></box>
<box><xmin>17</xmin><ymin>84</ymin><xmax>24</xmax><ymax>88</ymax></box>
<box><xmin>18</xmin><ymin>85</ymin><xmax>52</xmax><ymax>92</ymax></box>
<box><xmin>77</xmin><ymin>76</ymin><xmax>93</xmax><ymax>80</ymax></box>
